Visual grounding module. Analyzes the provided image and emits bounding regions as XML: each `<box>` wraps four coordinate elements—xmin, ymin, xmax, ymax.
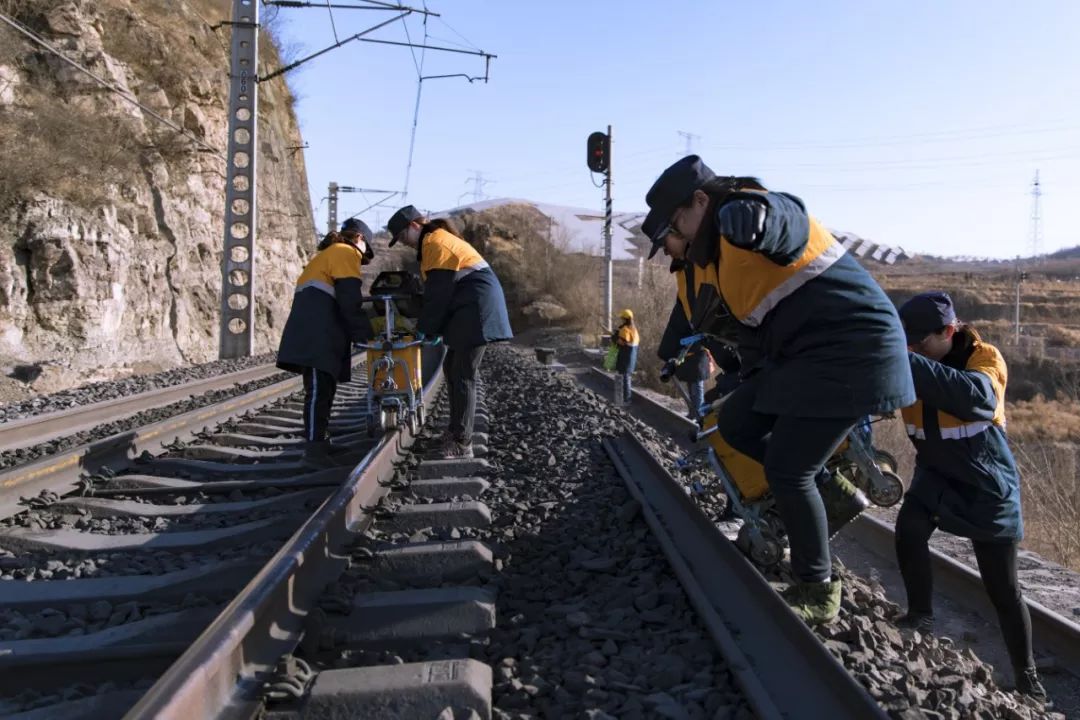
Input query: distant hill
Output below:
<box><xmin>445</xmin><ymin>198</ymin><xmax>907</xmax><ymax>265</ymax></box>
<box><xmin>1048</xmin><ymin>246</ymin><xmax>1080</xmax><ymax>260</ymax></box>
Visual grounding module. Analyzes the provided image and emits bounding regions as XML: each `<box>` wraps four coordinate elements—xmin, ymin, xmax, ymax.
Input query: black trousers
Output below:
<box><xmin>896</xmin><ymin>497</ymin><xmax>1035</xmax><ymax>672</ymax></box>
<box><xmin>443</xmin><ymin>345</ymin><xmax>486</xmax><ymax>443</ymax></box>
<box><xmin>301</xmin><ymin>367</ymin><xmax>338</xmax><ymax>442</ymax></box>
<box><xmin>716</xmin><ymin>372</ymin><xmax>857</xmax><ymax>583</ymax></box>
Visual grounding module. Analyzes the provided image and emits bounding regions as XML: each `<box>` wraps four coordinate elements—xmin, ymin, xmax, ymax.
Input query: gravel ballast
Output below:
<box><xmin>0</xmin><ymin>353</ymin><xmax>278</xmax><ymax>423</ymax></box>
<box><xmin>0</xmin><ymin>374</ymin><xmax>292</xmax><ymax>472</ymax></box>
<box><xmin>425</xmin><ymin>346</ymin><xmax>1059</xmax><ymax>719</ymax></box>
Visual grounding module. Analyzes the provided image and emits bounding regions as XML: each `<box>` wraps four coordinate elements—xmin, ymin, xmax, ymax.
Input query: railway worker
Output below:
<box><xmin>644</xmin><ymin>212</ymin><xmax>740</xmax><ymax>419</ymax></box>
<box><xmin>386</xmin><ymin>205</ymin><xmax>513</xmax><ymax>459</ymax></box>
<box><xmin>894</xmin><ymin>292</ymin><xmax>1049</xmax><ymax>704</ymax></box>
<box><xmin>610</xmin><ymin>309</ymin><xmax>641</xmax><ymax>406</ymax></box>
<box><xmin>642</xmin><ymin>156</ymin><xmax>914</xmax><ymax>624</ymax></box>
<box><xmin>277</xmin><ymin>221</ymin><xmax>375</xmax><ymax>468</ymax></box>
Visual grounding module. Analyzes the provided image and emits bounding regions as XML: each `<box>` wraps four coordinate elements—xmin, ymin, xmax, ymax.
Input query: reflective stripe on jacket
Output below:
<box><xmin>416</xmin><ymin>228</ymin><xmax>513</xmax><ymax>348</ymax></box>
<box><xmin>277</xmin><ymin>242</ymin><xmax>372</xmax><ymax>381</ymax></box>
<box><xmin>718</xmin><ymin>213</ymin><xmax>844</xmax><ymax>328</ymax></box>
<box><xmin>696</xmin><ymin>191</ymin><xmax>914</xmax><ymax>418</ymax></box>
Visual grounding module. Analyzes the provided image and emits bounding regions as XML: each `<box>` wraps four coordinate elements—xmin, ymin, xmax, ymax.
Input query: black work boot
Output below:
<box><xmin>301</xmin><ymin>440</ymin><xmax>337</xmax><ymax>469</ymax></box>
<box><xmin>1016</xmin><ymin>667</ymin><xmax>1052</xmax><ymax>708</ymax></box>
<box><xmin>818</xmin><ymin>469</ymin><xmax>871</xmax><ymax>538</ymax></box>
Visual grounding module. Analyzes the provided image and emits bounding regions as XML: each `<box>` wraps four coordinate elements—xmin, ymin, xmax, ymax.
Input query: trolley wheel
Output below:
<box><xmin>407</xmin><ymin>412</ymin><xmax>420</xmax><ymax>436</ymax></box>
<box><xmin>874</xmin><ymin>449</ymin><xmax>898</xmax><ymax>475</ymax></box>
<box><xmin>417</xmin><ymin>404</ymin><xmax>426</xmax><ymax>427</ymax></box>
<box><xmin>382</xmin><ymin>408</ymin><xmax>397</xmax><ymax>432</ymax></box>
<box><xmin>736</xmin><ymin>523</ymin><xmax>782</xmax><ymax>569</ymax></box>
<box><xmin>763</xmin><ymin>508</ymin><xmax>788</xmax><ymax>539</ymax></box>
<box><xmin>735</xmin><ymin>523</ymin><xmax>753</xmax><ymax>556</ymax></box>
<box><xmin>751</xmin><ymin>534</ymin><xmax>784</xmax><ymax>569</ymax></box>
<box><xmin>869</xmin><ymin>469</ymin><xmax>905</xmax><ymax>508</ymax></box>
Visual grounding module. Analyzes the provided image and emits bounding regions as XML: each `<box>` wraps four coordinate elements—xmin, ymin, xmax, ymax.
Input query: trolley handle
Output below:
<box><xmin>353</xmin><ymin>338</ymin><xmax>438</xmax><ymax>352</ymax></box>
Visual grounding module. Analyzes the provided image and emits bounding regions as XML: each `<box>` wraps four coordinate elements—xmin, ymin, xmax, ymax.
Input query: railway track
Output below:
<box><xmin>1</xmin><ymin>346</ymin><xmax>1071</xmax><ymax>719</ymax></box>
<box><xmin>0</xmin><ymin>362</ymin><xmax>285</xmax><ymax>455</ymax></box>
<box><xmin>0</xmin><ymin>348</ymin><xmax>443</xmax><ymax>719</ymax></box>
<box><xmin>581</xmin><ymin>364</ymin><xmax>1077</xmax><ymax>717</ymax></box>
<box><xmin>582</xmin><ymin>366</ymin><xmax>1080</xmax><ymax>677</ymax></box>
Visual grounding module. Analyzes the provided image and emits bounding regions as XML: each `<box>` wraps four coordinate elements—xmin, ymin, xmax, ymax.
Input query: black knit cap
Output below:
<box><xmin>644</xmin><ymin>155</ymin><xmax>716</xmax><ymax>258</ymax></box>
<box><xmin>386</xmin><ymin>205</ymin><xmax>423</xmax><ymax>247</ymax></box>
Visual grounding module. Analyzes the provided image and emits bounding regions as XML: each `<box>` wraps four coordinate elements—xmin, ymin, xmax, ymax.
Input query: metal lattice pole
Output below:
<box><xmin>327</xmin><ymin>181</ymin><xmax>339</xmax><ymax>233</ymax></box>
<box><xmin>603</xmin><ymin>124</ymin><xmax>613</xmax><ymax>333</ymax></box>
<box><xmin>219</xmin><ymin>0</ymin><xmax>259</xmax><ymax>358</ymax></box>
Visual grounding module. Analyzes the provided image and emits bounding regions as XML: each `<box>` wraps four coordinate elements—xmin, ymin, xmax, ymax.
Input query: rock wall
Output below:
<box><xmin>0</xmin><ymin>0</ymin><xmax>313</xmax><ymax>389</ymax></box>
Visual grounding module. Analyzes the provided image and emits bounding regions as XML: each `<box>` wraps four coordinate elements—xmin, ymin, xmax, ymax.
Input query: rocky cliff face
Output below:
<box><xmin>0</xmin><ymin>0</ymin><xmax>313</xmax><ymax>391</ymax></box>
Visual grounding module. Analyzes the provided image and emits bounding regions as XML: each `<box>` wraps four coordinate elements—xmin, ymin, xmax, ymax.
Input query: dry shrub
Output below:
<box><xmin>0</xmin><ymin>100</ymin><xmax>144</xmax><ymax>204</ymax></box>
<box><xmin>1008</xmin><ymin>398</ymin><xmax>1080</xmax><ymax>442</ymax></box>
<box><xmin>1045</xmin><ymin>324</ymin><xmax>1080</xmax><ymax>348</ymax></box>
<box><xmin>0</xmin><ymin>0</ymin><xmax>67</xmax><ymax>29</ymax></box>
<box><xmin>1013</xmin><ymin>439</ymin><xmax>1080</xmax><ymax>571</ymax></box>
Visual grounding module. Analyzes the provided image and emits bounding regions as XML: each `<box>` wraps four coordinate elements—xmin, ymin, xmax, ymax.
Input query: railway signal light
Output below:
<box><xmin>587</xmin><ymin>131</ymin><xmax>610</xmax><ymax>174</ymax></box>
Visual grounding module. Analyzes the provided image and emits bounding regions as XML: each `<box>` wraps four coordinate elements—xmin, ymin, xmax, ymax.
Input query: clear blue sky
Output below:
<box><xmin>270</xmin><ymin>0</ymin><xmax>1080</xmax><ymax>259</ymax></box>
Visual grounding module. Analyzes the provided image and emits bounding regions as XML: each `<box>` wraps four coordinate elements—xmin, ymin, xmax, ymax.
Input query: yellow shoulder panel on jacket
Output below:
<box><xmin>421</xmin><ymin>229</ymin><xmax>485</xmax><ymax>274</ymax></box>
<box><xmin>321</xmin><ymin>243</ymin><xmax>363</xmax><ymax>280</ymax></box>
<box><xmin>967</xmin><ymin>341</ymin><xmax>1007</xmax><ymax>426</ymax></box>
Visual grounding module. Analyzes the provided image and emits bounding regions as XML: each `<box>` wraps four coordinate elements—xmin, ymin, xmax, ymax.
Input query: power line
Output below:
<box><xmin>460</xmin><ymin>170</ymin><xmax>492</xmax><ymax>204</ymax></box>
<box><xmin>0</xmin><ymin>11</ymin><xmax>225</xmax><ymax>159</ymax></box>
<box><xmin>702</xmin><ymin>120</ymin><xmax>1080</xmax><ymax>153</ymax></box>
<box><xmin>677</xmin><ymin>130</ymin><xmax>700</xmax><ymax>156</ymax></box>
<box><xmin>1030</xmin><ymin>169</ymin><xmax>1043</xmax><ymax>258</ymax></box>
<box><xmin>323</xmin><ymin>0</ymin><xmax>341</xmax><ymax>43</ymax></box>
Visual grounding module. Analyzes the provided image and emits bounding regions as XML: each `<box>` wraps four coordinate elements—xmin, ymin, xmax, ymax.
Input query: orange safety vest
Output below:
<box><xmin>419</xmin><ymin>228</ymin><xmax>489</xmax><ymax>282</ymax></box>
<box><xmin>717</xmin><ymin>216</ymin><xmax>845</xmax><ymax>327</ymax></box>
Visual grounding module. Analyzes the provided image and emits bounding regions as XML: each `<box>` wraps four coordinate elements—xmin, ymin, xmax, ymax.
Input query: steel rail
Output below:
<box><xmin>847</xmin><ymin>515</ymin><xmax>1080</xmax><ymax>675</ymax></box>
<box><xmin>123</xmin><ymin>346</ymin><xmax>445</xmax><ymax>720</ymax></box>
<box><xmin>0</xmin><ymin>373</ymin><xmax>306</xmax><ymax>521</ymax></box>
<box><xmin>587</xmin><ymin>365</ymin><xmax>1080</xmax><ymax>677</ymax></box>
<box><xmin>0</xmin><ymin>363</ymin><xmax>283</xmax><ymax>454</ymax></box>
<box><xmin>604</xmin><ymin>432</ymin><xmax>887</xmax><ymax>720</ymax></box>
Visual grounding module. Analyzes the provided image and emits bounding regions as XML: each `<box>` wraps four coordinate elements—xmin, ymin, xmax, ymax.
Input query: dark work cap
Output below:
<box><xmin>386</xmin><ymin>205</ymin><xmax>423</xmax><ymax>246</ymax></box>
<box><xmin>340</xmin><ymin>217</ymin><xmax>372</xmax><ymax>239</ymax></box>
<box><xmin>898</xmin><ymin>291</ymin><xmax>956</xmax><ymax>343</ymax></box>
<box><xmin>640</xmin><ymin>209</ymin><xmax>669</xmax><ymax>259</ymax></box>
<box><xmin>644</xmin><ymin>155</ymin><xmax>716</xmax><ymax>258</ymax></box>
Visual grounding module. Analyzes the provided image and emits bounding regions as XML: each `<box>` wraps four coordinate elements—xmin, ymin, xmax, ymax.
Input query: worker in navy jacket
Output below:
<box><xmin>642</xmin><ymin>156</ymin><xmax>914</xmax><ymax>624</ymax></box>
<box><xmin>277</xmin><ymin>220</ymin><xmax>374</xmax><ymax>467</ymax></box>
<box><xmin>894</xmin><ymin>292</ymin><xmax>1049</xmax><ymax>705</ymax></box>
<box><xmin>386</xmin><ymin>205</ymin><xmax>512</xmax><ymax>459</ymax></box>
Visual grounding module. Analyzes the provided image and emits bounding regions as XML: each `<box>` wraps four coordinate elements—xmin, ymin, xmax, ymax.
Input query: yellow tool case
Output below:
<box><xmin>368</xmin><ymin>336</ymin><xmax>423</xmax><ymax>395</ymax></box>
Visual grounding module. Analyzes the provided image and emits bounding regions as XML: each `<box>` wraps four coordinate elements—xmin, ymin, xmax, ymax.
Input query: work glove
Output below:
<box><xmin>717</xmin><ymin>198</ymin><xmax>767</xmax><ymax>249</ymax></box>
<box><xmin>430</xmin><ymin>336</ymin><xmax>443</xmax><ymax>346</ymax></box>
